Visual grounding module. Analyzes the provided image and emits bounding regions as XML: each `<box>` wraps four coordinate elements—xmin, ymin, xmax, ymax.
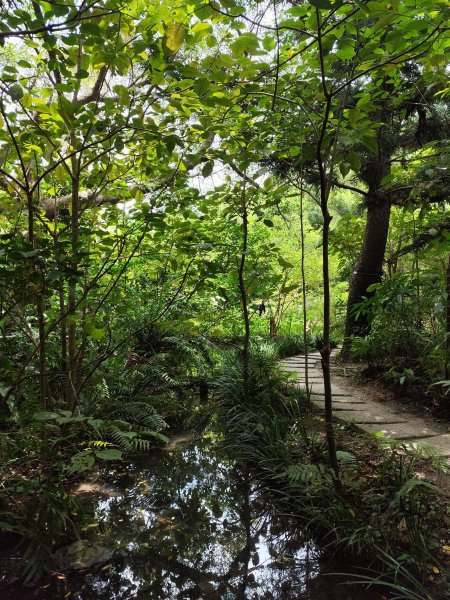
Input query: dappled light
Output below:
<box><xmin>0</xmin><ymin>0</ymin><xmax>448</xmax><ymax>598</ymax></box>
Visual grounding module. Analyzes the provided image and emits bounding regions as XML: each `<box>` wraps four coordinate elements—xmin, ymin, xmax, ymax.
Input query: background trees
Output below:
<box><xmin>0</xmin><ymin>0</ymin><xmax>449</xmax><ymax>591</ymax></box>
<box><xmin>0</xmin><ymin>0</ymin><xmax>448</xmax><ymax>445</ymax></box>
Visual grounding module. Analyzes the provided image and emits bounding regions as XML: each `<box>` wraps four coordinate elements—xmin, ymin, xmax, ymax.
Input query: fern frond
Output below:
<box><xmin>283</xmin><ymin>463</ymin><xmax>325</xmax><ymax>485</ymax></box>
<box><xmin>110</xmin><ymin>402</ymin><xmax>167</xmax><ymax>431</ymax></box>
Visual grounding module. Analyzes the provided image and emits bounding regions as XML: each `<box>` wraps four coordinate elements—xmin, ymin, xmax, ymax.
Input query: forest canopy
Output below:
<box><xmin>0</xmin><ymin>0</ymin><xmax>448</xmax><ymax>410</ymax></box>
<box><xmin>0</xmin><ymin>0</ymin><xmax>449</xmax><ymax>595</ymax></box>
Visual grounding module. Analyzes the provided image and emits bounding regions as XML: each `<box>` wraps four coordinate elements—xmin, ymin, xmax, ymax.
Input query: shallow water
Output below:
<box><xmin>0</xmin><ymin>437</ymin><xmax>379</xmax><ymax>599</ymax></box>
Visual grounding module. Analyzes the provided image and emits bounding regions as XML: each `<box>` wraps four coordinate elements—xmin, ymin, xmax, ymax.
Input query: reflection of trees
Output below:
<box><xmin>78</xmin><ymin>444</ymin><xmax>320</xmax><ymax>599</ymax></box>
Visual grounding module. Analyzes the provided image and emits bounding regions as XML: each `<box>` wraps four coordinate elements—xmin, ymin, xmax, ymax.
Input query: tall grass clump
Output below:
<box><xmin>273</xmin><ymin>334</ymin><xmax>307</xmax><ymax>358</ymax></box>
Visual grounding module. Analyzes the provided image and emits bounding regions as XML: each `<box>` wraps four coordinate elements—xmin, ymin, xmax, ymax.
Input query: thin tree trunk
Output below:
<box><xmin>412</xmin><ymin>213</ymin><xmax>421</xmax><ymax>328</ymax></box>
<box><xmin>269</xmin><ymin>315</ymin><xmax>277</xmax><ymax>337</ymax></box>
<box><xmin>59</xmin><ymin>282</ymin><xmax>67</xmax><ymax>371</ymax></box>
<box><xmin>316</xmin><ymin>125</ymin><xmax>340</xmax><ymax>479</ymax></box>
<box><xmin>37</xmin><ymin>302</ymin><xmax>48</xmax><ymax>409</ymax></box>
<box><xmin>316</xmin><ymin>10</ymin><xmax>340</xmax><ymax>483</ymax></box>
<box><xmin>299</xmin><ymin>185</ymin><xmax>309</xmax><ymax>398</ymax></box>
<box><xmin>27</xmin><ymin>191</ymin><xmax>48</xmax><ymax>409</ymax></box>
<box><xmin>66</xmin><ymin>135</ymin><xmax>80</xmax><ymax>412</ymax></box>
<box><xmin>445</xmin><ymin>253</ymin><xmax>450</xmax><ymax>381</ymax></box>
<box><xmin>238</xmin><ymin>191</ymin><xmax>250</xmax><ymax>402</ymax></box>
<box><xmin>320</xmin><ymin>204</ymin><xmax>339</xmax><ymax>479</ymax></box>
<box><xmin>199</xmin><ymin>380</ymin><xmax>208</xmax><ymax>404</ymax></box>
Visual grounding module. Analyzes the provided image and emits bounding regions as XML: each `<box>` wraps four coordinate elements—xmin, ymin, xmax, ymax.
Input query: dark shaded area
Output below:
<box><xmin>0</xmin><ymin>439</ymin><xmax>379</xmax><ymax>599</ymax></box>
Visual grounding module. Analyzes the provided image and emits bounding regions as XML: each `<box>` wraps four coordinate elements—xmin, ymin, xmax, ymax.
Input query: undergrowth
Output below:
<box><xmin>213</xmin><ymin>342</ymin><xmax>450</xmax><ymax>600</ymax></box>
<box><xmin>0</xmin><ymin>324</ymin><xmax>214</xmax><ymax>581</ymax></box>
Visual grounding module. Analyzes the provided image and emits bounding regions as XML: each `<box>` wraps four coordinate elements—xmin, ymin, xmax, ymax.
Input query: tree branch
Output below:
<box><xmin>334</xmin><ymin>181</ymin><xmax>369</xmax><ymax>197</ymax></box>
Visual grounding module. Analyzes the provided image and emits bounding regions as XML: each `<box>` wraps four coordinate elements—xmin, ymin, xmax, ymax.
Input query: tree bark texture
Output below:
<box><xmin>343</xmin><ymin>196</ymin><xmax>391</xmax><ymax>345</ymax></box>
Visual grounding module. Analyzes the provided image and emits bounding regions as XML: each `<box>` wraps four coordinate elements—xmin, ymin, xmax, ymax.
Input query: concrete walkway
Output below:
<box><xmin>282</xmin><ymin>350</ymin><xmax>450</xmax><ymax>465</ymax></box>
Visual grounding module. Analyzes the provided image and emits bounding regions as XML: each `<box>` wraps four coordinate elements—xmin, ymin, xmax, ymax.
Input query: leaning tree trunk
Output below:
<box><xmin>343</xmin><ymin>194</ymin><xmax>391</xmax><ymax>351</ymax></box>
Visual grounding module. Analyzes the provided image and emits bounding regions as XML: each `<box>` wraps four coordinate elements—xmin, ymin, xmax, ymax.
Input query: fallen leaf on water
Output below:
<box><xmin>432</xmin><ymin>566</ymin><xmax>440</xmax><ymax>574</ymax></box>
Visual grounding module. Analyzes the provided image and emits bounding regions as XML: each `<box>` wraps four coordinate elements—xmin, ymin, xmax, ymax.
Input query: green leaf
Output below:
<box><xmin>113</xmin><ymin>84</ymin><xmax>130</xmax><ymax>106</ymax></box>
<box><xmin>95</xmin><ymin>449</ymin><xmax>123</xmax><ymax>461</ymax></box>
<box><xmin>347</xmin><ymin>151</ymin><xmax>361</xmax><ymax>172</ymax></box>
<box><xmin>20</xmin><ymin>249</ymin><xmax>40</xmax><ymax>258</ymax></box>
<box><xmin>336</xmin><ymin>451</ymin><xmax>357</xmax><ymax>463</ymax></box>
<box><xmin>152</xmin><ymin>432</ymin><xmax>169</xmax><ymax>443</ymax></box>
<box><xmin>263</xmin><ymin>219</ymin><xmax>274</xmax><ymax>227</ymax></box>
<box><xmin>281</xmin><ymin>284</ymin><xmax>298</xmax><ymax>294</ymax></box>
<box><xmin>309</xmin><ymin>0</ymin><xmax>332</xmax><ymax>8</ymax></box>
<box><xmin>230</xmin><ymin>33</ymin><xmax>259</xmax><ymax>57</ymax></box>
<box><xmin>33</xmin><ymin>411</ymin><xmax>60</xmax><ymax>421</ymax></box>
<box><xmin>90</xmin><ymin>327</ymin><xmax>106</xmax><ymax>340</ymax></box>
<box><xmin>69</xmin><ymin>452</ymin><xmax>95</xmax><ymax>473</ymax></box>
<box><xmin>75</xmin><ymin>69</ymin><xmax>90</xmax><ymax>79</ymax></box>
<box><xmin>80</xmin><ymin>23</ymin><xmax>103</xmax><ymax>37</ymax></box>
<box><xmin>278</xmin><ymin>257</ymin><xmax>294</xmax><ymax>269</ymax></box>
<box><xmin>361</xmin><ymin>134</ymin><xmax>378</xmax><ymax>155</ymax></box>
<box><xmin>202</xmin><ymin>161</ymin><xmax>214</xmax><ymax>177</ymax></box>
<box><xmin>194</xmin><ymin>77</ymin><xmax>210</xmax><ymax>96</ymax></box>
<box><xmin>162</xmin><ymin>22</ymin><xmax>185</xmax><ymax>56</ymax></box>
<box><xmin>262</xmin><ymin>36</ymin><xmax>276</xmax><ymax>51</ymax></box>
<box><xmin>8</xmin><ymin>84</ymin><xmax>24</xmax><ymax>101</ymax></box>
<box><xmin>263</xmin><ymin>176</ymin><xmax>274</xmax><ymax>190</ymax></box>
<box><xmin>336</xmin><ymin>45</ymin><xmax>355</xmax><ymax>60</ymax></box>
<box><xmin>115</xmin><ymin>138</ymin><xmax>125</xmax><ymax>152</ymax></box>
<box><xmin>192</xmin><ymin>22</ymin><xmax>211</xmax><ymax>34</ymax></box>
<box><xmin>339</xmin><ymin>162</ymin><xmax>351</xmax><ymax>177</ymax></box>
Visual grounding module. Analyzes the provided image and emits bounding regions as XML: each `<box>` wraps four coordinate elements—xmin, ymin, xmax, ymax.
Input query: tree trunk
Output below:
<box><xmin>238</xmin><ymin>193</ymin><xmax>250</xmax><ymax>403</ymax></box>
<box><xmin>315</xmin><ymin>15</ymin><xmax>340</xmax><ymax>484</ymax></box>
<box><xmin>27</xmin><ymin>190</ymin><xmax>48</xmax><ymax>409</ymax></box>
<box><xmin>445</xmin><ymin>253</ymin><xmax>450</xmax><ymax>381</ymax></box>
<box><xmin>343</xmin><ymin>196</ymin><xmax>391</xmax><ymax>351</ymax></box>
<box><xmin>199</xmin><ymin>380</ymin><xmax>208</xmax><ymax>404</ymax></box>
<box><xmin>315</xmin><ymin>94</ymin><xmax>340</xmax><ymax>482</ymax></box>
<box><xmin>59</xmin><ymin>283</ymin><xmax>67</xmax><ymax>371</ymax></box>
<box><xmin>269</xmin><ymin>315</ymin><xmax>277</xmax><ymax>338</ymax></box>
<box><xmin>300</xmin><ymin>186</ymin><xmax>309</xmax><ymax>397</ymax></box>
<box><xmin>66</xmin><ymin>134</ymin><xmax>80</xmax><ymax>412</ymax></box>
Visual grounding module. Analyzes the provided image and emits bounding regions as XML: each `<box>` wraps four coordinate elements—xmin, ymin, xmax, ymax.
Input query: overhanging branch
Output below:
<box><xmin>0</xmin><ymin>191</ymin><xmax>122</xmax><ymax>220</ymax></box>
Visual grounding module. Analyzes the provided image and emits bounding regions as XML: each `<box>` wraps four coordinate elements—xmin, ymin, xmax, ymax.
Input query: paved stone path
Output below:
<box><xmin>281</xmin><ymin>350</ymin><xmax>450</xmax><ymax>465</ymax></box>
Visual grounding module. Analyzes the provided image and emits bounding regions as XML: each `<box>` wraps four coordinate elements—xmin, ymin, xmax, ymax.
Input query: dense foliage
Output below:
<box><xmin>0</xmin><ymin>0</ymin><xmax>449</xmax><ymax>596</ymax></box>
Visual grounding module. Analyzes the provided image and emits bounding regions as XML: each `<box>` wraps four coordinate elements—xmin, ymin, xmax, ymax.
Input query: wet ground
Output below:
<box><xmin>0</xmin><ymin>437</ymin><xmax>380</xmax><ymax>599</ymax></box>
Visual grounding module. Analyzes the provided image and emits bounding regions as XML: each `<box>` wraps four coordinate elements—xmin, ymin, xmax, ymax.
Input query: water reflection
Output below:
<box><xmin>67</xmin><ymin>439</ymin><xmax>372</xmax><ymax>599</ymax></box>
<box><xmin>0</xmin><ymin>439</ymin><xmax>378</xmax><ymax>599</ymax></box>
<box><xmin>78</xmin><ymin>441</ymin><xmax>320</xmax><ymax>599</ymax></box>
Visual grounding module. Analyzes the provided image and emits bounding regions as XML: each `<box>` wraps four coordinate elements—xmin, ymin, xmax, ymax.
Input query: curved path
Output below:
<box><xmin>282</xmin><ymin>350</ymin><xmax>450</xmax><ymax>465</ymax></box>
